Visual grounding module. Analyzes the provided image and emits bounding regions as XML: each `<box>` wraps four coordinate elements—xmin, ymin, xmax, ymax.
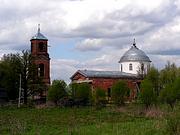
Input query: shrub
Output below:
<box><xmin>93</xmin><ymin>87</ymin><xmax>107</xmax><ymax>108</ymax></box>
<box><xmin>111</xmin><ymin>80</ymin><xmax>130</xmax><ymax>106</ymax></box>
<box><xmin>139</xmin><ymin>79</ymin><xmax>157</xmax><ymax>108</ymax></box>
<box><xmin>71</xmin><ymin>82</ymin><xmax>92</xmax><ymax>106</ymax></box>
<box><xmin>47</xmin><ymin>80</ymin><xmax>67</xmax><ymax>105</ymax></box>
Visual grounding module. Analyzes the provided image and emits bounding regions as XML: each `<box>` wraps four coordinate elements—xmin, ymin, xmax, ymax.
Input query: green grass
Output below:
<box><xmin>0</xmin><ymin>104</ymin><xmax>178</xmax><ymax>135</ymax></box>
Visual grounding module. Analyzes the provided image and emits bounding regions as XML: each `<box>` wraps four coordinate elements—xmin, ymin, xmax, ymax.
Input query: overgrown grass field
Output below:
<box><xmin>0</xmin><ymin>103</ymin><xmax>179</xmax><ymax>135</ymax></box>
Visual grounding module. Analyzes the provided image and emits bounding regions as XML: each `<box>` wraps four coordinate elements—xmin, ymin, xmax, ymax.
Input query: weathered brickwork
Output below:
<box><xmin>71</xmin><ymin>73</ymin><xmax>141</xmax><ymax>100</ymax></box>
<box><xmin>31</xmin><ymin>40</ymin><xmax>48</xmax><ymax>56</ymax></box>
<box><xmin>30</xmin><ymin>39</ymin><xmax>50</xmax><ymax>85</ymax></box>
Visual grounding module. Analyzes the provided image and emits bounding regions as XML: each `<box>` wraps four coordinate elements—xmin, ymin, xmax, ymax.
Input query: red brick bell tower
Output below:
<box><xmin>30</xmin><ymin>24</ymin><xmax>50</xmax><ymax>85</ymax></box>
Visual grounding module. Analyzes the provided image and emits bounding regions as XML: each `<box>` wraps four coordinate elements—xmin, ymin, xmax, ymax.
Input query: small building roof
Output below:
<box><xmin>71</xmin><ymin>70</ymin><xmax>140</xmax><ymax>80</ymax></box>
<box><xmin>31</xmin><ymin>24</ymin><xmax>48</xmax><ymax>41</ymax></box>
<box><xmin>119</xmin><ymin>39</ymin><xmax>151</xmax><ymax>63</ymax></box>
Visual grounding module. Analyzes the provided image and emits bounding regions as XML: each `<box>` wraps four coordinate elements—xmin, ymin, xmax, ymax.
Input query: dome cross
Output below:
<box><xmin>133</xmin><ymin>38</ymin><xmax>136</xmax><ymax>47</ymax></box>
<box><xmin>38</xmin><ymin>24</ymin><xmax>40</xmax><ymax>33</ymax></box>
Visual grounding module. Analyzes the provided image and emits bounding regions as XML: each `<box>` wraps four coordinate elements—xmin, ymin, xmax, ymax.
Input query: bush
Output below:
<box><xmin>139</xmin><ymin>79</ymin><xmax>157</xmax><ymax>108</ymax></box>
<box><xmin>71</xmin><ymin>83</ymin><xmax>92</xmax><ymax>106</ymax></box>
<box><xmin>47</xmin><ymin>80</ymin><xmax>67</xmax><ymax>105</ymax></box>
<box><xmin>111</xmin><ymin>80</ymin><xmax>130</xmax><ymax>106</ymax></box>
<box><xmin>93</xmin><ymin>87</ymin><xmax>107</xmax><ymax>108</ymax></box>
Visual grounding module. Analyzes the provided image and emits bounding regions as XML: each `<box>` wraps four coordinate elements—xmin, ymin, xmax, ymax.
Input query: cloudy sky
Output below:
<box><xmin>1</xmin><ymin>0</ymin><xmax>180</xmax><ymax>83</ymax></box>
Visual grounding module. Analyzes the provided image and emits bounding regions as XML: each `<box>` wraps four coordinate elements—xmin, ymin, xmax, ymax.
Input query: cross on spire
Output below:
<box><xmin>38</xmin><ymin>24</ymin><xmax>40</xmax><ymax>33</ymax></box>
<box><xmin>133</xmin><ymin>38</ymin><xmax>136</xmax><ymax>47</ymax></box>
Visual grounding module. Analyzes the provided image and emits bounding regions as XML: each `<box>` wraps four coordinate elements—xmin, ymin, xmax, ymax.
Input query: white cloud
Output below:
<box><xmin>75</xmin><ymin>38</ymin><xmax>103</xmax><ymax>51</ymax></box>
<box><xmin>150</xmin><ymin>54</ymin><xmax>180</xmax><ymax>69</ymax></box>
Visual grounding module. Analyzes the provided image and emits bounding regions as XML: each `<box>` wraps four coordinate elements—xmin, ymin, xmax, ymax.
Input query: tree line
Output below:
<box><xmin>0</xmin><ymin>51</ymin><xmax>179</xmax><ymax>108</ymax></box>
<box><xmin>140</xmin><ymin>62</ymin><xmax>180</xmax><ymax>109</ymax></box>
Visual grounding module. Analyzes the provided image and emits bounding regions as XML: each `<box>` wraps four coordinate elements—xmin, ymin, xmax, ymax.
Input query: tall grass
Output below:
<box><xmin>0</xmin><ymin>104</ymin><xmax>178</xmax><ymax>135</ymax></box>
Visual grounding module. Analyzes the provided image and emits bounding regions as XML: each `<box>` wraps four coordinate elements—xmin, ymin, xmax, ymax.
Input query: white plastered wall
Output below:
<box><xmin>119</xmin><ymin>61</ymin><xmax>150</xmax><ymax>75</ymax></box>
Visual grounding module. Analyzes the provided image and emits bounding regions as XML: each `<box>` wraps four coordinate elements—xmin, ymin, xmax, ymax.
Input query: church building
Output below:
<box><xmin>71</xmin><ymin>40</ymin><xmax>151</xmax><ymax>99</ymax></box>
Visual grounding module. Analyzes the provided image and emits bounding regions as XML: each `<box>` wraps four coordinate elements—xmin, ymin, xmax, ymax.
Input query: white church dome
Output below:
<box><xmin>118</xmin><ymin>39</ymin><xmax>151</xmax><ymax>75</ymax></box>
<box><xmin>119</xmin><ymin>40</ymin><xmax>151</xmax><ymax>63</ymax></box>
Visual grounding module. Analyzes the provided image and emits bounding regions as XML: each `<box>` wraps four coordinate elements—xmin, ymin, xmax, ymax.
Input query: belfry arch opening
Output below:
<box><xmin>38</xmin><ymin>64</ymin><xmax>44</xmax><ymax>77</ymax></box>
<box><xmin>39</xmin><ymin>42</ymin><xmax>45</xmax><ymax>52</ymax></box>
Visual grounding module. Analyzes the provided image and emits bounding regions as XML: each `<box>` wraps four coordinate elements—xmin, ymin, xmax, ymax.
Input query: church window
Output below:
<box><xmin>108</xmin><ymin>88</ymin><xmax>111</xmax><ymax>97</ymax></box>
<box><xmin>129</xmin><ymin>63</ymin><xmax>133</xmax><ymax>71</ymax></box>
<box><xmin>38</xmin><ymin>64</ymin><xmax>44</xmax><ymax>77</ymax></box>
<box><xmin>141</xmin><ymin>63</ymin><xmax>144</xmax><ymax>71</ymax></box>
<box><xmin>39</xmin><ymin>42</ymin><xmax>45</xmax><ymax>52</ymax></box>
<box><xmin>121</xmin><ymin>64</ymin><xmax>123</xmax><ymax>72</ymax></box>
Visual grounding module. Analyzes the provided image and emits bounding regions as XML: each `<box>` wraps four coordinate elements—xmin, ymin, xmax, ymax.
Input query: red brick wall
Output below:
<box><xmin>31</xmin><ymin>40</ymin><xmax>48</xmax><ymax>56</ymax></box>
<box><xmin>90</xmin><ymin>78</ymin><xmax>138</xmax><ymax>99</ymax></box>
<box><xmin>34</xmin><ymin>59</ymin><xmax>50</xmax><ymax>85</ymax></box>
<box><xmin>72</xmin><ymin>74</ymin><xmax>141</xmax><ymax>99</ymax></box>
<box><xmin>31</xmin><ymin>39</ymin><xmax>50</xmax><ymax>85</ymax></box>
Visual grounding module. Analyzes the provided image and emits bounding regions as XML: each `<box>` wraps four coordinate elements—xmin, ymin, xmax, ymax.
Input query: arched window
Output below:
<box><xmin>141</xmin><ymin>63</ymin><xmax>144</xmax><ymax>71</ymax></box>
<box><xmin>39</xmin><ymin>42</ymin><xmax>45</xmax><ymax>52</ymax></box>
<box><xmin>129</xmin><ymin>63</ymin><xmax>133</xmax><ymax>71</ymax></box>
<box><xmin>38</xmin><ymin>64</ymin><xmax>44</xmax><ymax>77</ymax></box>
<box><xmin>121</xmin><ymin>64</ymin><xmax>123</xmax><ymax>72</ymax></box>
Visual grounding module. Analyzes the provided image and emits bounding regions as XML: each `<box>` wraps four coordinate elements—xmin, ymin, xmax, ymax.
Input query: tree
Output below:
<box><xmin>160</xmin><ymin>84</ymin><xmax>177</xmax><ymax>109</ymax></box>
<box><xmin>145</xmin><ymin>66</ymin><xmax>159</xmax><ymax>96</ymax></box>
<box><xmin>20</xmin><ymin>50</ymin><xmax>32</xmax><ymax>104</ymax></box>
<box><xmin>0</xmin><ymin>50</ymin><xmax>45</xmax><ymax>104</ymax></box>
<box><xmin>111</xmin><ymin>80</ymin><xmax>130</xmax><ymax>105</ymax></box>
<box><xmin>139</xmin><ymin>79</ymin><xmax>157</xmax><ymax>108</ymax></box>
<box><xmin>0</xmin><ymin>53</ymin><xmax>22</xmax><ymax>100</ymax></box>
<box><xmin>173</xmin><ymin>77</ymin><xmax>180</xmax><ymax>101</ymax></box>
<box><xmin>47</xmin><ymin>80</ymin><xmax>67</xmax><ymax>105</ymax></box>
<box><xmin>159</xmin><ymin>62</ymin><xmax>177</xmax><ymax>88</ymax></box>
<box><xmin>160</xmin><ymin>77</ymin><xmax>180</xmax><ymax>109</ymax></box>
